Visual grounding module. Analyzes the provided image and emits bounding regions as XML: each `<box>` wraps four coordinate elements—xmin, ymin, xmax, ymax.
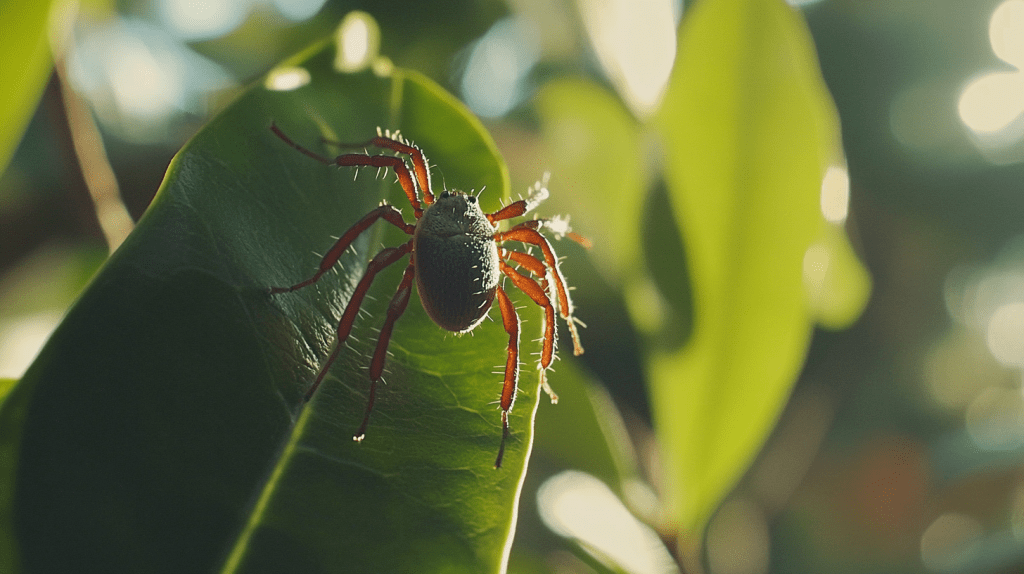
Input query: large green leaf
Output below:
<box><xmin>0</xmin><ymin>35</ymin><xmax>552</xmax><ymax>573</ymax></box>
<box><xmin>651</xmin><ymin>0</ymin><xmax>869</xmax><ymax>540</ymax></box>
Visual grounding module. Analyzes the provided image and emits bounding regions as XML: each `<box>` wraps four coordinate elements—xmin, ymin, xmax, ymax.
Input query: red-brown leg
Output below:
<box><xmin>499</xmin><ymin>260</ymin><xmax>559</xmax><ymax>403</ymax></box>
<box><xmin>496</xmin><ymin>225</ymin><xmax>584</xmax><ymax>356</ymax></box>
<box><xmin>300</xmin><ymin>241</ymin><xmax>412</xmax><ymax>401</ymax></box>
<box><xmin>271</xmin><ymin>123</ymin><xmax>427</xmax><ymax>215</ymax></box>
<box><xmin>334</xmin><ymin>154</ymin><xmax>424</xmax><ymax>216</ymax></box>
<box><xmin>322</xmin><ymin>131</ymin><xmax>434</xmax><ymax>206</ymax></box>
<box><xmin>502</xmin><ymin>248</ymin><xmax>546</xmax><ymax>277</ymax></box>
<box><xmin>355</xmin><ymin>256</ymin><xmax>416</xmax><ymax>441</ymax></box>
<box><xmin>269</xmin><ymin>204</ymin><xmax>414</xmax><ymax>294</ymax></box>
<box><xmin>487</xmin><ymin>181</ymin><xmax>549</xmax><ymax>224</ymax></box>
<box><xmin>494</xmin><ymin>285</ymin><xmax>519</xmax><ymax>469</ymax></box>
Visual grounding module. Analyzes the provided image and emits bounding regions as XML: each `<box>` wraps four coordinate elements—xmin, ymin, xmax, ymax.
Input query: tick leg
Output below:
<box><xmin>500</xmin><ymin>249</ymin><xmax>557</xmax><ymax>390</ymax></box>
<box><xmin>487</xmin><ymin>200</ymin><xmax>530</xmax><ymax>224</ymax></box>
<box><xmin>487</xmin><ymin>181</ymin><xmax>549</xmax><ymax>224</ymax></box>
<box><xmin>499</xmin><ymin>260</ymin><xmax>559</xmax><ymax>404</ymax></box>
<box><xmin>494</xmin><ymin>285</ymin><xmax>519</xmax><ymax>469</ymax></box>
<box><xmin>271</xmin><ymin>123</ymin><xmax>426</xmax><ymax>216</ymax></box>
<box><xmin>502</xmin><ymin>248</ymin><xmax>547</xmax><ymax>277</ymax></box>
<box><xmin>271</xmin><ymin>122</ymin><xmax>336</xmax><ymax>165</ymax></box>
<box><xmin>496</xmin><ymin>225</ymin><xmax>584</xmax><ymax>356</ymax></box>
<box><xmin>355</xmin><ymin>257</ymin><xmax>416</xmax><ymax>442</ymax></box>
<box><xmin>301</xmin><ymin>241</ymin><xmax>412</xmax><ymax>401</ymax></box>
<box><xmin>269</xmin><ymin>204</ymin><xmax>413</xmax><ymax>294</ymax></box>
<box><xmin>334</xmin><ymin>154</ymin><xmax>424</xmax><ymax>217</ymax></box>
<box><xmin>322</xmin><ymin>132</ymin><xmax>435</xmax><ymax>206</ymax></box>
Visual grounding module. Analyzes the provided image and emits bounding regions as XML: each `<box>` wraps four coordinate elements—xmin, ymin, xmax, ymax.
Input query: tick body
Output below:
<box><xmin>414</xmin><ymin>192</ymin><xmax>500</xmax><ymax>332</ymax></box>
<box><xmin>269</xmin><ymin>124</ymin><xmax>583</xmax><ymax>468</ymax></box>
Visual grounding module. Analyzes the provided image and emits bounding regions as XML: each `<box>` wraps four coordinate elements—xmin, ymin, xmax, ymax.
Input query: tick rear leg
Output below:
<box><xmin>355</xmin><ymin>257</ymin><xmax>416</xmax><ymax>441</ymax></box>
<box><xmin>499</xmin><ymin>259</ymin><xmax>559</xmax><ymax>404</ymax></box>
<box><xmin>300</xmin><ymin>241</ymin><xmax>412</xmax><ymax>401</ymax></box>
<box><xmin>269</xmin><ymin>204</ymin><xmax>413</xmax><ymax>294</ymax></box>
<box><xmin>494</xmin><ymin>285</ymin><xmax>519</xmax><ymax>469</ymax></box>
<box><xmin>497</xmin><ymin>224</ymin><xmax>584</xmax><ymax>356</ymax></box>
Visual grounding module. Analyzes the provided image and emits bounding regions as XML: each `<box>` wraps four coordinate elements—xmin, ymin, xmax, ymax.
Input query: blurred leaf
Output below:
<box><xmin>509</xmin><ymin>359</ymin><xmax>656</xmax><ymax>574</ymax></box>
<box><xmin>532</xmin><ymin>360</ymin><xmax>638</xmax><ymax>497</ymax></box>
<box><xmin>0</xmin><ymin>35</ymin><xmax>554</xmax><ymax>573</ymax></box>
<box><xmin>0</xmin><ymin>379</ymin><xmax>14</xmax><ymax>406</ymax></box>
<box><xmin>0</xmin><ymin>0</ymin><xmax>55</xmax><ymax>175</ymax></box>
<box><xmin>806</xmin><ymin>223</ymin><xmax>871</xmax><ymax>329</ymax></box>
<box><xmin>532</xmin><ymin>79</ymin><xmax>645</xmax><ymax>280</ymax></box>
<box><xmin>650</xmin><ymin>0</ymin><xmax>868</xmax><ymax>538</ymax></box>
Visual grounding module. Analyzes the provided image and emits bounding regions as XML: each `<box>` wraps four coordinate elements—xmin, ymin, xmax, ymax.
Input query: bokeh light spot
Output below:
<box><xmin>957</xmin><ymin>0</ymin><xmax>1024</xmax><ymax>151</ymax></box>
<box><xmin>985</xmin><ymin>301</ymin><xmax>1024</xmax><ymax>365</ymax></box>
<box><xmin>159</xmin><ymin>0</ymin><xmax>251</xmax><ymax>41</ymax></box>
<box><xmin>461</xmin><ymin>18</ymin><xmax>540</xmax><ymax>118</ymax></box>
<box><xmin>965</xmin><ymin>386</ymin><xmax>1024</xmax><ymax>450</ymax></box>
<box><xmin>819</xmin><ymin>165</ymin><xmax>849</xmax><ymax>223</ymax></box>
<box><xmin>577</xmin><ymin>0</ymin><xmax>676</xmax><ymax>118</ymax></box>
<box><xmin>272</xmin><ymin>0</ymin><xmax>328</xmax><ymax>22</ymax></box>
<box><xmin>991</xmin><ymin>0</ymin><xmax>1024</xmax><ymax>69</ymax></box>
<box><xmin>265</xmin><ymin>66</ymin><xmax>310</xmax><ymax>91</ymax></box>
<box><xmin>958</xmin><ymin>72</ymin><xmax>1024</xmax><ymax>136</ymax></box>
<box><xmin>334</xmin><ymin>11</ymin><xmax>380</xmax><ymax>73</ymax></box>
<box><xmin>920</xmin><ymin>513</ymin><xmax>982</xmax><ymax>572</ymax></box>
<box><xmin>107</xmin><ymin>37</ymin><xmax>181</xmax><ymax>119</ymax></box>
<box><xmin>537</xmin><ymin>471</ymin><xmax>678</xmax><ymax>574</ymax></box>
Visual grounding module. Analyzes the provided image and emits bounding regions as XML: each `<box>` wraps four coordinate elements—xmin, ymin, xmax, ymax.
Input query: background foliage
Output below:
<box><xmin>1</xmin><ymin>0</ymin><xmax>1022</xmax><ymax>573</ymax></box>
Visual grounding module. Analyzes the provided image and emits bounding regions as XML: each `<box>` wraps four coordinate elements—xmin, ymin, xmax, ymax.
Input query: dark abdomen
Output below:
<box><xmin>414</xmin><ymin>233</ymin><xmax>500</xmax><ymax>332</ymax></box>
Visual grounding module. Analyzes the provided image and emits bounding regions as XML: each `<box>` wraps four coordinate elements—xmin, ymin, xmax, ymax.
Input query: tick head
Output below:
<box><xmin>421</xmin><ymin>190</ymin><xmax>491</xmax><ymax>235</ymax></box>
<box><xmin>436</xmin><ymin>189</ymin><xmax>478</xmax><ymax>206</ymax></box>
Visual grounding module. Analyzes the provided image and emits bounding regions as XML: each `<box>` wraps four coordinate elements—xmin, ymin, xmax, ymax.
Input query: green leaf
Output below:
<box><xmin>0</xmin><ymin>0</ymin><xmax>55</xmax><ymax>175</ymax></box>
<box><xmin>2</xmin><ymin>36</ymin><xmax>549</xmax><ymax>573</ymax></box>
<box><xmin>0</xmin><ymin>379</ymin><xmax>16</xmax><ymax>407</ymax></box>
<box><xmin>651</xmin><ymin>0</ymin><xmax>869</xmax><ymax>538</ymax></box>
<box><xmin>805</xmin><ymin>222</ymin><xmax>872</xmax><ymax>329</ymax></box>
<box><xmin>532</xmin><ymin>360</ymin><xmax>637</xmax><ymax>497</ymax></box>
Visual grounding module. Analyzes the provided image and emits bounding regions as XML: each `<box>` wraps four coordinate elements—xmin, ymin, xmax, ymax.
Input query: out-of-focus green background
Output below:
<box><xmin>3</xmin><ymin>0</ymin><xmax>1024</xmax><ymax>572</ymax></box>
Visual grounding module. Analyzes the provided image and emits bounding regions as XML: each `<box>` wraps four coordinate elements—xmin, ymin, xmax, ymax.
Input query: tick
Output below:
<box><xmin>269</xmin><ymin>124</ymin><xmax>584</xmax><ymax>468</ymax></box>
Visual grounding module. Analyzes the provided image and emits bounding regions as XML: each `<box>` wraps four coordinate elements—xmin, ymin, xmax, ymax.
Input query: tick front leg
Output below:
<box><xmin>334</xmin><ymin>154</ymin><xmax>425</xmax><ymax>216</ymax></box>
<box><xmin>494</xmin><ymin>285</ymin><xmax>519</xmax><ymax>469</ymax></box>
<box><xmin>322</xmin><ymin>133</ymin><xmax>435</xmax><ymax>206</ymax></box>
<box><xmin>355</xmin><ymin>258</ymin><xmax>416</xmax><ymax>442</ymax></box>
<box><xmin>269</xmin><ymin>204</ymin><xmax>413</xmax><ymax>294</ymax></box>
<box><xmin>486</xmin><ymin>178</ymin><xmax>549</xmax><ymax>224</ymax></box>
